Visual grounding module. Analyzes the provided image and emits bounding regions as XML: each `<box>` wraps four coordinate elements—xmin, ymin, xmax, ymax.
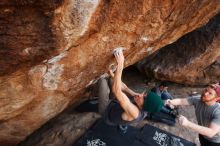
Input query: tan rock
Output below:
<box><xmin>137</xmin><ymin>13</ymin><xmax>220</xmax><ymax>85</ymax></box>
<box><xmin>0</xmin><ymin>0</ymin><xmax>220</xmax><ymax>145</ymax></box>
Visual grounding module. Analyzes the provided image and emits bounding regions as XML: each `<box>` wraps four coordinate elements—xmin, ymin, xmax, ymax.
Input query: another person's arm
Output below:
<box><xmin>112</xmin><ymin>50</ymin><xmax>140</xmax><ymax>121</ymax></box>
<box><xmin>179</xmin><ymin>115</ymin><xmax>220</xmax><ymax>138</ymax></box>
<box><xmin>165</xmin><ymin>98</ymin><xmax>190</xmax><ymax>108</ymax></box>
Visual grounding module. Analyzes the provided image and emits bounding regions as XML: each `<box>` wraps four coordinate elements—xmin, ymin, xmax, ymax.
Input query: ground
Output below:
<box><xmin>18</xmin><ymin>66</ymin><xmax>204</xmax><ymax>146</ymax></box>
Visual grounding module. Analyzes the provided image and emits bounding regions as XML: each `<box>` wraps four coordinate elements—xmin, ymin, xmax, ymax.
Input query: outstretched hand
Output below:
<box><xmin>178</xmin><ymin>115</ymin><xmax>190</xmax><ymax>127</ymax></box>
<box><xmin>165</xmin><ymin>99</ymin><xmax>175</xmax><ymax>109</ymax></box>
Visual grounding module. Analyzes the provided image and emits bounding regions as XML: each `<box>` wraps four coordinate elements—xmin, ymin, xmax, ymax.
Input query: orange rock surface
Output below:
<box><xmin>137</xmin><ymin>14</ymin><xmax>220</xmax><ymax>85</ymax></box>
<box><xmin>0</xmin><ymin>0</ymin><xmax>219</xmax><ymax>145</ymax></box>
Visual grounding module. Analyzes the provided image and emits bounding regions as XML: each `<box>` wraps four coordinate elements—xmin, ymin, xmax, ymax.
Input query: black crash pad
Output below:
<box><xmin>74</xmin><ymin>119</ymin><xmax>195</xmax><ymax>146</ymax></box>
<box><xmin>136</xmin><ymin>124</ymin><xmax>195</xmax><ymax>146</ymax></box>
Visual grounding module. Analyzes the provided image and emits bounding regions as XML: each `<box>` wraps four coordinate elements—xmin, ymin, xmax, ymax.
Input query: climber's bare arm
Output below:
<box><xmin>109</xmin><ymin>67</ymin><xmax>140</xmax><ymax>97</ymax></box>
<box><xmin>112</xmin><ymin>50</ymin><xmax>140</xmax><ymax>121</ymax></box>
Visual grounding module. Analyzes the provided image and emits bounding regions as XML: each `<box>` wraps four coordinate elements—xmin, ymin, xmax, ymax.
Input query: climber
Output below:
<box><xmin>166</xmin><ymin>85</ymin><xmax>220</xmax><ymax>146</ymax></box>
<box><xmin>108</xmin><ymin>60</ymin><xmax>177</xmax><ymax>125</ymax></box>
<box><xmin>98</xmin><ymin>48</ymin><xmax>177</xmax><ymax>132</ymax></box>
<box><xmin>99</xmin><ymin>49</ymin><xmax>149</xmax><ymax>128</ymax></box>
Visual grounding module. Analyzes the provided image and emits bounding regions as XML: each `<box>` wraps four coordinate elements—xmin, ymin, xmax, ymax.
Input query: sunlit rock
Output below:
<box><xmin>0</xmin><ymin>0</ymin><xmax>219</xmax><ymax>145</ymax></box>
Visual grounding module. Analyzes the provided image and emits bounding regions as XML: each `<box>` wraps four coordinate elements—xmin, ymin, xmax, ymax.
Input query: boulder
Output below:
<box><xmin>137</xmin><ymin>13</ymin><xmax>220</xmax><ymax>85</ymax></box>
<box><xmin>0</xmin><ymin>0</ymin><xmax>219</xmax><ymax>145</ymax></box>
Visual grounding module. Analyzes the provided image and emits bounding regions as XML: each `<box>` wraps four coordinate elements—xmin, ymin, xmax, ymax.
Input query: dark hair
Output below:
<box><xmin>159</xmin><ymin>81</ymin><xmax>169</xmax><ymax>87</ymax></box>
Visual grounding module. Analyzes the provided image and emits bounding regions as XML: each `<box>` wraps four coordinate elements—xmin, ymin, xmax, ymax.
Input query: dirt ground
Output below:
<box><xmin>18</xmin><ymin>66</ymin><xmax>205</xmax><ymax>146</ymax></box>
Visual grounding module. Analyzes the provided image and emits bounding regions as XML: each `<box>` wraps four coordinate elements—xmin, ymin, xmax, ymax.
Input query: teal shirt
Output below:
<box><xmin>143</xmin><ymin>91</ymin><xmax>164</xmax><ymax>113</ymax></box>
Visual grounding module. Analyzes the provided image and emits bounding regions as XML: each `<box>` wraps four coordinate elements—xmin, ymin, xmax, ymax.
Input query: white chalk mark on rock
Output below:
<box><xmin>43</xmin><ymin>64</ymin><xmax>64</xmax><ymax>90</ymax></box>
<box><xmin>146</xmin><ymin>47</ymin><xmax>153</xmax><ymax>52</ymax></box>
<box><xmin>48</xmin><ymin>52</ymin><xmax>67</xmax><ymax>64</ymax></box>
<box><xmin>140</xmin><ymin>36</ymin><xmax>149</xmax><ymax>43</ymax></box>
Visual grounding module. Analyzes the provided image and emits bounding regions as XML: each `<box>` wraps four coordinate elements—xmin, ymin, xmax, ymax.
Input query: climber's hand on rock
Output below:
<box><xmin>114</xmin><ymin>49</ymin><xmax>124</xmax><ymax>68</ymax></box>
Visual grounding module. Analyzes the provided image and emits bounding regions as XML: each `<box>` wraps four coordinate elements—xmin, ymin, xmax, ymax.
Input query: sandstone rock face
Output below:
<box><xmin>0</xmin><ymin>0</ymin><xmax>219</xmax><ymax>145</ymax></box>
<box><xmin>137</xmin><ymin>13</ymin><xmax>220</xmax><ymax>85</ymax></box>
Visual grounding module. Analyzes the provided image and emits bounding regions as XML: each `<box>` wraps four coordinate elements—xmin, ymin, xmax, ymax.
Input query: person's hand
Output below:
<box><xmin>165</xmin><ymin>99</ymin><xmax>175</xmax><ymax>109</ymax></box>
<box><xmin>216</xmin><ymin>86</ymin><xmax>220</xmax><ymax>97</ymax></box>
<box><xmin>141</xmin><ymin>91</ymin><xmax>147</xmax><ymax>97</ymax></box>
<box><xmin>108</xmin><ymin>64</ymin><xmax>115</xmax><ymax>78</ymax></box>
<box><xmin>211</xmin><ymin>83</ymin><xmax>220</xmax><ymax>88</ymax></box>
<box><xmin>211</xmin><ymin>83</ymin><xmax>220</xmax><ymax>97</ymax></box>
<box><xmin>178</xmin><ymin>115</ymin><xmax>190</xmax><ymax>127</ymax></box>
<box><xmin>139</xmin><ymin>88</ymin><xmax>148</xmax><ymax>96</ymax></box>
<box><xmin>114</xmin><ymin>49</ymin><xmax>124</xmax><ymax>67</ymax></box>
